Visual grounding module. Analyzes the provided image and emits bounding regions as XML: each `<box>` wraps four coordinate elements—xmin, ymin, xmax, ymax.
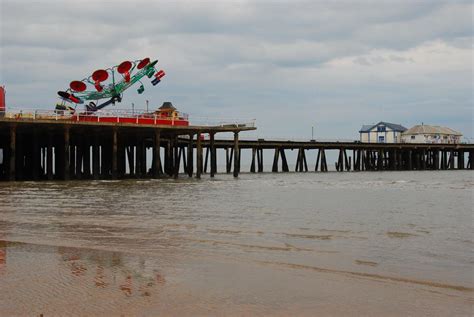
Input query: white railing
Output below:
<box><xmin>1</xmin><ymin>109</ymin><xmax>256</xmax><ymax>128</ymax></box>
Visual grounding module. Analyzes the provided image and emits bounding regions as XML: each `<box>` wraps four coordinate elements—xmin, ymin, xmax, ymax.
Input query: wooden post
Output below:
<box><xmin>406</xmin><ymin>150</ymin><xmax>412</xmax><ymax>170</ymax></box>
<box><xmin>173</xmin><ymin>137</ymin><xmax>179</xmax><ymax>179</ymax></box>
<box><xmin>250</xmin><ymin>148</ymin><xmax>256</xmax><ymax>173</ymax></box>
<box><xmin>343</xmin><ymin>149</ymin><xmax>350</xmax><ymax>171</ymax></box>
<box><xmin>295</xmin><ymin>149</ymin><xmax>301</xmax><ymax>172</ymax></box>
<box><xmin>468</xmin><ymin>151</ymin><xmax>473</xmax><ymax>169</ymax></box>
<box><xmin>187</xmin><ymin>134</ymin><xmax>193</xmax><ymax>177</ymax></box>
<box><xmin>458</xmin><ymin>150</ymin><xmax>464</xmax><ymax>169</ymax></box>
<box><xmin>233</xmin><ymin>132</ymin><xmax>240</xmax><ymax>177</ymax></box>
<box><xmin>210</xmin><ymin>132</ymin><xmax>216</xmax><ymax>177</ymax></box>
<box><xmin>302</xmin><ymin>149</ymin><xmax>308</xmax><ymax>172</ymax></box>
<box><xmin>142</xmin><ymin>143</ymin><xmax>147</xmax><ymax>177</ymax></box>
<box><xmin>280</xmin><ymin>149</ymin><xmax>289</xmax><ymax>172</ymax></box>
<box><xmin>9</xmin><ymin>126</ymin><xmax>16</xmax><ymax>181</ymax></box>
<box><xmin>47</xmin><ymin>132</ymin><xmax>53</xmax><ymax>180</ymax></box>
<box><xmin>181</xmin><ymin>146</ymin><xmax>187</xmax><ymax>172</ymax></box>
<box><xmin>83</xmin><ymin>139</ymin><xmax>91</xmax><ymax>178</ymax></box>
<box><xmin>32</xmin><ymin>130</ymin><xmax>40</xmax><ymax>180</ymax></box>
<box><xmin>421</xmin><ymin>149</ymin><xmax>426</xmax><ymax>170</ymax></box>
<box><xmin>315</xmin><ymin>148</ymin><xmax>321</xmax><ymax>172</ymax></box>
<box><xmin>75</xmin><ymin>138</ymin><xmax>83</xmax><ymax>179</ymax></box>
<box><xmin>153</xmin><ymin>130</ymin><xmax>162</xmax><ymax>178</ymax></box>
<box><xmin>449</xmin><ymin>149</ymin><xmax>454</xmax><ymax>170</ymax></box>
<box><xmin>441</xmin><ymin>149</ymin><xmax>448</xmax><ymax>170</ymax></box>
<box><xmin>196</xmin><ymin>133</ymin><xmax>203</xmax><ymax>178</ymax></box>
<box><xmin>226</xmin><ymin>148</ymin><xmax>233</xmax><ymax>174</ymax></box>
<box><xmin>377</xmin><ymin>150</ymin><xmax>383</xmax><ymax>170</ymax></box>
<box><xmin>136</xmin><ymin>136</ymin><xmax>143</xmax><ymax>178</ymax></box>
<box><xmin>259</xmin><ymin>148</ymin><xmax>264</xmax><ymax>172</ymax></box>
<box><xmin>321</xmin><ymin>148</ymin><xmax>328</xmax><ymax>172</ymax></box>
<box><xmin>272</xmin><ymin>148</ymin><xmax>280</xmax><ymax>172</ymax></box>
<box><xmin>112</xmin><ymin>128</ymin><xmax>118</xmax><ymax>179</ymax></box>
<box><xmin>203</xmin><ymin>147</ymin><xmax>210</xmax><ymax>174</ymax></box>
<box><xmin>433</xmin><ymin>150</ymin><xmax>439</xmax><ymax>170</ymax></box>
<box><xmin>63</xmin><ymin>127</ymin><xmax>70</xmax><ymax>180</ymax></box>
<box><xmin>92</xmin><ymin>133</ymin><xmax>100</xmax><ymax>180</ymax></box>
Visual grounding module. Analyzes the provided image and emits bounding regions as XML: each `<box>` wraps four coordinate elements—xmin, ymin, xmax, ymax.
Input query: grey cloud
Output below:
<box><xmin>0</xmin><ymin>0</ymin><xmax>472</xmax><ymax>139</ymax></box>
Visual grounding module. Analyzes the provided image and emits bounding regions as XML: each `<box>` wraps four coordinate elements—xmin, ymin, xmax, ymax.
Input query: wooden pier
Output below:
<box><xmin>0</xmin><ymin>118</ymin><xmax>472</xmax><ymax>181</ymax></box>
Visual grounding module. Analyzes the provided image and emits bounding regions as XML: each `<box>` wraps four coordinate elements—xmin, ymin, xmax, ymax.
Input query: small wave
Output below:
<box><xmin>259</xmin><ymin>261</ymin><xmax>473</xmax><ymax>292</ymax></box>
<box><xmin>355</xmin><ymin>260</ymin><xmax>378</xmax><ymax>267</ymax></box>
<box><xmin>283</xmin><ymin>233</ymin><xmax>333</xmax><ymax>240</ymax></box>
<box><xmin>386</xmin><ymin>231</ymin><xmax>418</xmax><ymax>239</ymax></box>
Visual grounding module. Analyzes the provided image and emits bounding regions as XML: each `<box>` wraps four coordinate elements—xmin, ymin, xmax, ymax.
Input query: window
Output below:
<box><xmin>378</xmin><ymin>136</ymin><xmax>385</xmax><ymax>143</ymax></box>
<box><xmin>377</xmin><ymin>125</ymin><xmax>386</xmax><ymax>132</ymax></box>
<box><xmin>411</xmin><ymin>136</ymin><xmax>415</xmax><ymax>140</ymax></box>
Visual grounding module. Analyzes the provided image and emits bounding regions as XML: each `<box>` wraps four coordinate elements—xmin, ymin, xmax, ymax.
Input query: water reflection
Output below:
<box><xmin>57</xmin><ymin>246</ymin><xmax>166</xmax><ymax>298</ymax></box>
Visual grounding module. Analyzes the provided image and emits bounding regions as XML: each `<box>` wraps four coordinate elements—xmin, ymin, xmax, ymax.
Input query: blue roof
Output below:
<box><xmin>359</xmin><ymin>121</ymin><xmax>407</xmax><ymax>133</ymax></box>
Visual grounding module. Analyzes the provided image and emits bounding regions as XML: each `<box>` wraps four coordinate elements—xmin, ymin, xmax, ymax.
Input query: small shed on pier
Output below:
<box><xmin>359</xmin><ymin>121</ymin><xmax>407</xmax><ymax>143</ymax></box>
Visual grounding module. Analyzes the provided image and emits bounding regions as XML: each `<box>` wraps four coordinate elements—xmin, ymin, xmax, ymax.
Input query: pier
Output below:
<box><xmin>0</xmin><ymin>117</ymin><xmax>472</xmax><ymax>181</ymax></box>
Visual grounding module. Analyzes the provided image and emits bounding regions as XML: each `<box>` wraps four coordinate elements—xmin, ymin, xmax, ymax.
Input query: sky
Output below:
<box><xmin>0</xmin><ymin>0</ymin><xmax>472</xmax><ymax>141</ymax></box>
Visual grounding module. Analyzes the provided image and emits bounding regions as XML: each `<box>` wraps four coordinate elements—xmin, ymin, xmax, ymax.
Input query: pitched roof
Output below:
<box><xmin>403</xmin><ymin>125</ymin><xmax>462</xmax><ymax>136</ymax></box>
<box><xmin>359</xmin><ymin>121</ymin><xmax>407</xmax><ymax>133</ymax></box>
<box><xmin>159</xmin><ymin>102</ymin><xmax>176</xmax><ymax>111</ymax></box>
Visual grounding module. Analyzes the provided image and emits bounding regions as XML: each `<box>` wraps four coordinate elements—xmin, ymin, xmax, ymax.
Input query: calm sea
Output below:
<box><xmin>0</xmin><ymin>171</ymin><xmax>472</xmax><ymax>316</ymax></box>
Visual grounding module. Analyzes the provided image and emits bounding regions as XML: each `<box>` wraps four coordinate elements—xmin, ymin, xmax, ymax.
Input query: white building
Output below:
<box><xmin>401</xmin><ymin>125</ymin><xmax>462</xmax><ymax>144</ymax></box>
<box><xmin>359</xmin><ymin>121</ymin><xmax>407</xmax><ymax>143</ymax></box>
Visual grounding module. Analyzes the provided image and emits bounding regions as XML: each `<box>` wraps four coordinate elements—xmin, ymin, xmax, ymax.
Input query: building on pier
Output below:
<box><xmin>359</xmin><ymin>121</ymin><xmax>407</xmax><ymax>143</ymax></box>
<box><xmin>401</xmin><ymin>124</ymin><xmax>462</xmax><ymax>144</ymax></box>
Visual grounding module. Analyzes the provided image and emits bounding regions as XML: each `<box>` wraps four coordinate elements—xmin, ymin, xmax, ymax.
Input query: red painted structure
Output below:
<box><xmin>72</xmin><ymin>113</ymin><xmax>189</xmax><ymax>126</ymax></box>
<box><xmin>68</xmin><ymin>102</ymin><xmax>189</xmax><ymax>126</ymax></box>
<box><xmin>0</xmin><ymin>86</ymin><xmax>5</xmax><ymax>113</ymax></box>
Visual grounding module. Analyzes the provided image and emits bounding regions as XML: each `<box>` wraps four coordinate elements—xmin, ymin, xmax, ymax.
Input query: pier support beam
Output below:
<box><xmin>280</xmin><ymin>149</ymin><xmax>289</xmax><ymax>172</ymax></box>
<box><xmin>63</xmin><ymin>128</ymin><xmax>70</xmax><ymax>180</ymax></box>
<box><xmin>250</xmin><ymin>148</ymin><xmax>256</xmax><ymax>173</ymax></box>
<box><xmin>112</xmin><ymin>128</ymin><xmax>118</xmax><ymax>179</ymax></box>
<box><xmin>83</xmin><ymin>139</ymin><xmax>91</xmax><ymax>178</ymax></box>
<box><xmin>226</xmin><ymin>148</ymin><xmax>233</xmax><ymax>174</ymax></box>
<box><xmin>153</xmin><ymin>130</ymin><xmax>162</xmax><ymax>178</ymax></box>
<box><xmin>92</xmin><ymin>133</ymin><xmax>100</xmax><ymax>180</ymax></box>
<box><xmin>458</xmin><ymin>150</ymin><xmax>464</xmax><ymax>169</ymax></box>
<box><xmin>9</xmin><ymin>126</ymin><xmax>16</xmax><ymax>181</ymax></box>
<box><xmin>257</xmin><ymin>148</ymin><xmax>263</xmax><ymax>172</ymax></box>
<box><xmin>233</xmin><ymin>132</ymin><xmax>240</xmax><ymax>177</ymax></box>
<box><xmin>210</xmin><ymin>132</ymin><xmax>216</xmax><ymax>177</ymax></box>
<box><xmin>187</xmin><ymin>134</ymin><xmax>193</xmax><ymax>177</ymax></box>
<box><xmin>272</xmin><ymin>148</ymin><xmax>280</xmax><ymax>172</ymax></box>
<box><xmin>46</xmin><ymin>132</ymin><xmax>53</xmax><ymax>180</ymax></box>
<box><xmin>196</xmin><ymin>133</ymin><xmax>203</xmax><ymax>179</ymax></box>
<box><xmin>173</xmin><ymin>136</ymin><xmax>179</xmax><ymax>179</ymax></box>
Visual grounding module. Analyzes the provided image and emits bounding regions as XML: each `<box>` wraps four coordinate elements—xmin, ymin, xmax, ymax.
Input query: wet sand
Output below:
<box><xmin>0</xmin><ymin>241</ymin><xmax>472</xmax><ymax>316</ymax></box>
<box><xmin>0</xmin><ymin>171</ymin><xmax>473</xmax><ymax>315</ymax></box>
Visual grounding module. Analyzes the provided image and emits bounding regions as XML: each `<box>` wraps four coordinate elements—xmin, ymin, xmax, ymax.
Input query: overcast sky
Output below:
<box><xmin>1</xmin><ymin>0</ymin><xmax>472</xmax><ymax>140</ymax></box>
